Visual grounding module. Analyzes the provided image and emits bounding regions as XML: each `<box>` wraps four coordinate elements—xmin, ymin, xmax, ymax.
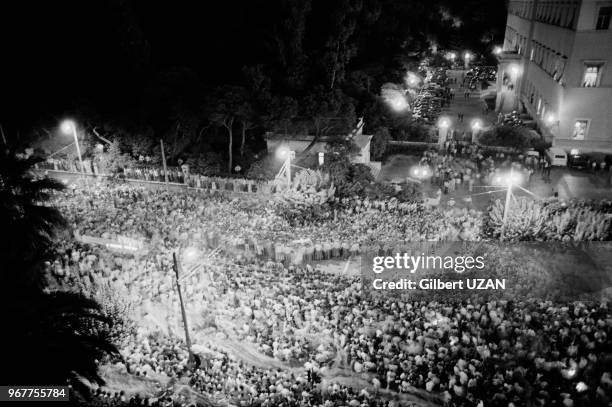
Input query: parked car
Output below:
<box><xmin>546</xmin><ymin>148</ymin><xmax>568</xmax><ymax>166</ymax></box>
<box><xmin>568</xmin><ymin>153</ymin><xmax>588</xmax><ymax>169</ymax></box>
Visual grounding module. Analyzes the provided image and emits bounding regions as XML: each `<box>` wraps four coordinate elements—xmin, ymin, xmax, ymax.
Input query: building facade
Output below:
<box><xmin>496</xmin><ymin>0</ymin><xmax>612</xmax><ymax>153</ymax></box>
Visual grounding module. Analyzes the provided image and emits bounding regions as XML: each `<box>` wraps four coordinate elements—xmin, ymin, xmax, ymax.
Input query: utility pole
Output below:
<box><xmin>172</xmin><ymin>252</ymin><xmax>195</xmax><ymax>365</ymax></box>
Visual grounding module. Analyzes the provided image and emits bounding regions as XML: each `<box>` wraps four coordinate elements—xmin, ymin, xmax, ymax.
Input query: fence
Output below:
<box><xmin>36</xmin><ymin>159</ymin><xmax>282</xmax><ymax>196</ymax></box>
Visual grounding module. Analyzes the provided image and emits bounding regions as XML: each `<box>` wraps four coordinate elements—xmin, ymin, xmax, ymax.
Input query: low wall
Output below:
<box><xmin>40</xmin><ymin>169</ymin><xmax>277</xmax><ymax>197</ymax></box>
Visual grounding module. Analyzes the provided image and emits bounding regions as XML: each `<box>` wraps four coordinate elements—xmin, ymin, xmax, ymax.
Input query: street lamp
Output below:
<box><xmin>437</xmin><ymin>118</ymin><xmax>451</xmax><ymax>147</ymax></box>
<box><xmin>471</xmin><ymin>119</ymin><xmax>482</xmax><ymax>142</ymax></box>
<box><xmin>510</xmin><ymin>65</ymin><xmax>519</xmax><ymax>77</ymax></box>
<box><xmin>410</xmin><ymin>165</ymin><xmax>432</xmax><ymax>180</ymax></box>
<box><xmin>544</xmin><ymin>112</ymin><xmax>557</xmax><ymax>126</ymax></box>
<box><xmin>406</xmin><ymin>72</ymin><xmax>420</xmax><ymax>88</ymax></box>
<box><xmin>493</xmin><ymin>46</ymin><xmax>503</xmax><ymax>55</ymax></box>
<box><xmin>60</xmin><ymin>119</ymin><xmax>85</xmax><ymax>174</ymax></box>
<box><xmin>491</xmin><ymin>169</ymin><xmax>523</xmax><ymax>240</ymax></box>
<box><xmin>464</xmin><ymin>51</ymin><xmax>472</xmax><ymax>69</ymax></box>
<box><xmin>276</xmin><ymin>147</ymin><xmax>295</xmax><ymax>188</ymax></box>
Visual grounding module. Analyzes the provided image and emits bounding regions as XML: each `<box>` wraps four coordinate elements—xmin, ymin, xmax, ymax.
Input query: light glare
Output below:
<box><xmin>60</xmin><ymin>119</ymin><xmax>75</xmax><ymax>135</ymax></box>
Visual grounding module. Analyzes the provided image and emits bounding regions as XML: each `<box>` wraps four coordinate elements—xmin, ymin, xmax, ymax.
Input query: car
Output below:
<box><xmin>568</xmin><ymin>153</ymin><xmax>589</xmax><ymax>169</ymax></box>
<box><xmin>546</xmin><ymin>148</ymin><xmax>568</xmax><ymax>166</ymax></box>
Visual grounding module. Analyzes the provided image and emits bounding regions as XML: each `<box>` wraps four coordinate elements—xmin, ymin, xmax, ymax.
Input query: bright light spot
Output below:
<box><xmin>471</xmin><ymin>119</ymin><xmax>482</xmax><ymax>130</ymax></box>
<box><xmin>492</xmin><ymin>172</ymin><xmax>522</xmax><ymax>186</ymax></box>
<box><xmin>183</xmin><ymin>247</ymin><xmax>199</xmax><ymax>263</ymax></box>
<box><xmin>570</xmin><ymin>149</ymin><xmax>580</xmax><ymax>155</ymax></box>
<box><xmin>448</xmin><ymin>52</ymin><xmax>457</xmax><ymax>60</ymax></box>
<box><xmin>381</xmin><ymin>83</ymin><xmax>409</xmax><ymax>112</ymax></box>
<box><xmin>545</xmin><ymin>113</ymin><xmax>556</xmax><ymax>126</ymax></box>
<box><xmin>493</xmin><ymin>46</ymin><xmax>503</xmax><ymax>55</ymax></box>
<box><xmin>60</xmin><ymin>119</ymin><xmax>75</xmax><ymax>135</ymax></box>
<box><xmin>438</xmin><ymin>118</ymin><xmax>451</xmax><ymax>128</ymax></box>
<box><xmin>509</xmin><ymin>64</ymin><xmax>520</xmax><ymax>76</ymax></box>
<box><xmin>576</xmin><ymin>382</ymin><xmax>588</xmax><ymax>392</ymax></box>
<box><xmin>464</xmin><ymin>51</ymin><xmax>471</xmax><ymax>60</ymax></box>
<box><xmin>404</xmin><ymin>72</ymin><xmax>420</xmax><ymax>87</ymax></box>
<box><xmin>410</xmin><ymin>165</ymin><xmax>432</xmax><ymax>179</ymax></box>
<box><xmin>276</xmin><ymin>147</ymin><xmax>289</xmax><ymax>160</ymax></box>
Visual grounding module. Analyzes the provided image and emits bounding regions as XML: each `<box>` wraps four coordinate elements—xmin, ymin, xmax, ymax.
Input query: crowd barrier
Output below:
<box><xmin>36</xmin><ymin>160</ymin><xmax>282</xmax><ymax>196</ymax></box>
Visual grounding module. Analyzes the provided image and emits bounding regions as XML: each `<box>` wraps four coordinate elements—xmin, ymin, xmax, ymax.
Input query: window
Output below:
<box><xmin>582</xmin><ymin>64</ymin><xmax>603</xmax><ymax>87</ymax></box>
<box><xmin>596</xmin><ymin>6</ymin><xmax>612</xmax><ymax>30</ymax></box>
<box><xmin>573</xmin><ymin>120</ymin><xmax>589</xmax><ymax>140</ymax></box>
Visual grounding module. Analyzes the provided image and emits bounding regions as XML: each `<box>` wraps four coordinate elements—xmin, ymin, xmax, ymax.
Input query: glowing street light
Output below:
<box><xmin>276</xmin><ymin>147</ymin><xmax>295</xmax><ymax>188</ymax></box>
<box><xmin>544</xmin><ymin>112</ymin><xmax>557</xmax><ymax>126</ymax></box>
<box><xmin>438</xmin><ymin>118</ymin><xmax>451</xmax><ymax>129</ymax></box>
<box><xmin>410</xmin><ymin>165</ymin><xmax>432</xmax><ymax>180</ymax></box>
<box><xmin>60</xmin><ymin>119</ymin><xmax>85</xmax><ymax>174</ymax></box>
<box><xmin>493</xmin><ymin>46</ymin><xmax>503</xmax><ymax>55</ymax></box>
<box><xmin>437</xmin><ymin>117</ymin><xmax>451</xmax><ymax>146</ymax></box>
<box><xmin>405</xmin><ymin>72</ymin><xmax>420</xmax><ymax>88</ymax></box>
<box><xmin>471</xmin><ymin>119</ymin><xmax>483</xmax><ymax>142</ymax></box>
<box><xmin>509</xmin><ymin>64</ymin><xmax>520</xmax><ymax>78</ymax></box>
<box><xmin>471</xmin><ymin>119</ymin><xmax>482</xmax><ymax>131</ymax></box>
<box><xmin>491</xmin><ymin>168</ymin><xmax>523</xmax><ymax>240</ymax></box>
<box><xmin>464</xmin><ymin>51</ymin><xmax>472</xmax><ymax>68</ymax></box>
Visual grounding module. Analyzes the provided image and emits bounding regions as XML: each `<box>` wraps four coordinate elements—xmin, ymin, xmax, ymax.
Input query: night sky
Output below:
<box><xmin>0</xmin><ymin>0</ymin><xmax>507</xmax><ymax>145</ymax></box>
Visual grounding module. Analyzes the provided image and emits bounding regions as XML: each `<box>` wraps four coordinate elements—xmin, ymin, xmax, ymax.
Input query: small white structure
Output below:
<box><xmin>546</xmin><ymin>147</ymin><xmax>568</xmax><ymax>166</ymax></box>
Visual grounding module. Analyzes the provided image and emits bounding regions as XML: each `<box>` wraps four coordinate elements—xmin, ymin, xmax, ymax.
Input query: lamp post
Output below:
<box><xmin>60</xmin><ymin>119</ymin><xmax>84</xmax><ymax>174</ymax></box>
<box><xmin>438</xmin><ymin>118</ymin><xmax>451</xmax><ymax>147</ymax></box>
<box><xmin>496</xmin><ymin>168</ymin><xmax>522</xmax><ymax>240</ymax></box>
<box><xmin>471</xmin><ymin>119</ymin><xmax>482</xmax><ymax>143</ymax></box>
<box><xmin>464</xmin><ymin>52</ymin><xmax>471</xmax><ymax>69</ymax></box>
<box><xmin>276</xmin><ymin>148</ymin><xmax>295</xmax><ymax>188</ymax></box>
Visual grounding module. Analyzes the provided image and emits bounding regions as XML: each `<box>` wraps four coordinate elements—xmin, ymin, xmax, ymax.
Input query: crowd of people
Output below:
<box><xmin>40</xmin><ymin>178</ymin><xmax>612</xmax><ymax>407</ymax></box>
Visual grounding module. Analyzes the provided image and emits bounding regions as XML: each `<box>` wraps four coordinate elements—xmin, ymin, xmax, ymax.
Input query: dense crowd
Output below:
<box><xmin>42</xmin><ymin>181</ymin><xmax>612</xmax><ymax>407</ymax></box>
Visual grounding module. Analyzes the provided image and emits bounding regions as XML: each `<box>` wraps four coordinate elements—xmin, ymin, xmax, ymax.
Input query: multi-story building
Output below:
<box><xmin>496</xmin><ymin>0</ymin><xmax>612</xmax><ymax>153</ymax></box>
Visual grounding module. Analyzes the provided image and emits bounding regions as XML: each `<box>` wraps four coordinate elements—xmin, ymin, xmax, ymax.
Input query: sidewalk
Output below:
<box><xmin>445</xmin><ymin>71</ymin><xmax>498</xmax><ymax>135</ymax></box>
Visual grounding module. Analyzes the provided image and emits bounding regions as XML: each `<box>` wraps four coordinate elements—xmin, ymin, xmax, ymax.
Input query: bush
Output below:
<box><xmin>246</xmin><ymin>155</ymin><xmax>282</xmax><ymax>180</ymax></box>
<box><xmin>478</xmin><ymin>125</ymin><xmax>550</xmax><ymax>151</ymax></box>
<box><xmin>392</xmin><ymin>121</ymin><xmax>432</xmax><ymax>142</ymax></box>
<box><xmin>371</xmin><ymin>127</ymin><xmax>391</xmax><ymax>160</ymax></box>
<box><xmin>484</xmin><ymin>197</ymin><xmax>612</xmax><ymax>241</ymax></box>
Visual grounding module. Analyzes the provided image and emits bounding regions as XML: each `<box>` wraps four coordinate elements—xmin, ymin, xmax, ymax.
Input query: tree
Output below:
<box><xmin>321</xmin><ymin>0</ymin><xmax>362</xmax><ymax>89</ymax></box>
<box><xmin>266</xmin><ymin>95</ymin><xmax>299</xmax><ymax>136</ymax></box>
<box><xmin>208</xmin><ymin>86</ymin><xmax>246</xmax><ymax>174</ymax></box>
<box><xmin>299</xmin><ymin>86</ymin><xmax>356</xmax><ymax>156</ymax></box>
<box><xmin>0</xmin><ymin>152</ymin><xmax>67</xmax><ymax>273</ymax></box>
<box><xmin>236</xmin><ymin>96</ymin><xmax>256</xmax><ymax>158</ymax></box>
<box><xmin>371</xmin><ymin>126</ymin><xmax>391</xmax><ymax>160</ymax></box>
<box><xmin>0</xmin><ymin>151</ymin><xmax>118</xmax><ymax>393</ymax></box>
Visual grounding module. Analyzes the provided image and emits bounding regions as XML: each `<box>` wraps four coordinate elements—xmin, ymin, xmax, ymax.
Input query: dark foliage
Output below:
<box><xmin>0</xmin><ymin>151</ymin><xmax>118</xmax><ymax>390</ymax></box>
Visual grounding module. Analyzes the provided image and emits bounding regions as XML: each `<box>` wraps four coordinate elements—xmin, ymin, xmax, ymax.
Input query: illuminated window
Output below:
<box><xmin>572</xmin><ymin>119</ymin><xmax>589</xmax><ymax>140</ymax></box>
<box><xmin>596</xmin><ymin>6</ymin><xmax>612</xmax><ymax>30</ymax></box>
<box><xmin>582</xmin><ymin>64</ymin><xmax>603</xmax><ymax>87</ymax></box>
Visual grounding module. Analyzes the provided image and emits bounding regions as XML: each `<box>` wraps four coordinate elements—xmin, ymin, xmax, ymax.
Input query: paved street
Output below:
<box><xmin>380</xmin><ymin>70</ymin><xmax>612</xmax><ymax>210</ymax></box>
